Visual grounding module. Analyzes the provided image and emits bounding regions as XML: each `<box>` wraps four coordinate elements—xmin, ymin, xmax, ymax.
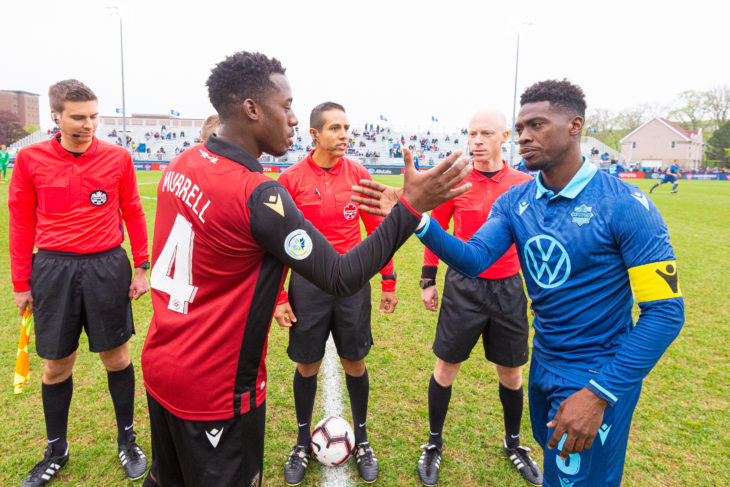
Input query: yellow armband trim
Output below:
<box><xmin>628</xmin><ymin>260</ymin><xmax>682</xmax><ymax>303</ymax></box>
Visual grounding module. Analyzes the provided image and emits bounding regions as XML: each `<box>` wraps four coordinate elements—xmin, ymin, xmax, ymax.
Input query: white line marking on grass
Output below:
<box><xmin>321</xmin><ymin>334</ymin><xmax>353</xmax><ymax>487</ymax></box>
<box><xmin>140</xmin><ymin>196</ymin><xmax>157</xmax><ymax>200</ymax></box>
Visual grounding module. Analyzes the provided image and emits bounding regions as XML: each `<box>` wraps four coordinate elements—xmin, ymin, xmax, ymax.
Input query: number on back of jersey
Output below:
<box><xmin>151</xmin><ymin>214</ymin><xmax>199</xmax><ymax>314</ymax></box>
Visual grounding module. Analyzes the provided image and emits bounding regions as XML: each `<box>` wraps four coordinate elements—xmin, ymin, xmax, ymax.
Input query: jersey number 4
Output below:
<box><xmin>150</xmin><ymin>214</ymin><xmax>199</xmax><ymax>314</ymax></box>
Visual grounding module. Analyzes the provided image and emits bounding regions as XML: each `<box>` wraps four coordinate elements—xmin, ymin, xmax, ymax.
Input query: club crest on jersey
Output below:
<box><xmin>343</xmin><ymin>202</ymin><xmax>358</xmax><ymax>221</ymax></box>
<box><xmin>89</xmin><ymin>190</ymin><xmax>108</xmax><ymax>206</ymax></box>
<box><xmin>570</xmin><ymin>204</ymin><xmax>593</xmax><ymax>226</ymax></box>
<box><xmin>285</xmin><ymin>229</ymin><xmax>313</xmax><ymax>260</ymax></box>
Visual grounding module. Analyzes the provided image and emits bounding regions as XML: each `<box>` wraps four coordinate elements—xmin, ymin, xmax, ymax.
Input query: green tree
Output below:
<box><xmin>705</xmin><ymin>119</ymin><xmax>730</xmax><ymax>167</ymax></box>
<box><xmin>703</xmin><ymin>85</ymin><xmax>730</xmax><ymax>130</ymax></box>
<box><xmin>670</xmin><ymin>90</ymin><xmax>706</xmax><ymax>130</ymax></box>
<box><xmin>0</xmin><ymin>111</ymin><xmax>28</xmax><ymax>145</ymax></box>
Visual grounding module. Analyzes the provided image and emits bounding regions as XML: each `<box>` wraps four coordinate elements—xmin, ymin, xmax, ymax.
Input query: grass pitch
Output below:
<box><xmin>0</xmin><ymin>171</ymin><xmax>727</xmax><ymax>486</ymax></box>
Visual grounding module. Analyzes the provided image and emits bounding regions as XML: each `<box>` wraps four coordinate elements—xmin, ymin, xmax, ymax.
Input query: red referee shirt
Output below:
<box><xmin>8</xmin><ymin>134</ymin><xmax>149</xmax><ymax>292</ymax></box>
<box><xmin>423</xmin><ymin>161</ymin><xmax>532</xmax><ymax>279</ymax></box>
<box><xmin>278</xmin><ymin>152</ymin><xmax>395</xmax><ymax>292</ymax></box>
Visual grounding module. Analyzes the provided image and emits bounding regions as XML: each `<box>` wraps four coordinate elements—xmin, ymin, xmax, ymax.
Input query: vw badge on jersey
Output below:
<box><xmin>89</xmin><ymin>190</ymin><xmax>108</xmax><ymax>206</ymax></box>
<box><xmin>343</xmin><ymin>202</ymin><xmax>358</xmax><ymax>221</ymax></box>
<box><xmin>523</xmin><ymin>235</ymin><xmax>571</xmax><ymax>289</ymax></box>
<box><xmin>285</xmin><ymin>230</ymin><xmax>313</xmax><ymax>260</ymax></box>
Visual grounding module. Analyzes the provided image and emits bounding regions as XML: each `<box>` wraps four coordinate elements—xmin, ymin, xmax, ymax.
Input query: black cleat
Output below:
<box><xmin>355</xmin><ymin>441</ymin><xmax>379</xmax><ymax>483</ymax></box>
<box><xmin>118</xmin><ymin>431</ymin><xmax>148</xmax><ymax>480</ymax></box>
<box><xmin>284</xmin><ymin>445</ymin><xmax>311</xmax><ymax>486</ymax></box>
<box><xmin>504</xmin><ymin>442</ymin><xmax>543</xmax><ymax>486</ymax></box>
<box><xmin>21</xmin><ymin>445</ymin><xmax>69</xmax><ymax>486</ymax></box>
<box><xmin>417</xmin><ymin>443</ymin><xmax>442</xmax><ymax>486</ymax></box>
<box><xmin>671</xmin><ymin>190</ymin><xmax>678</xmax><ymax>193</ymax></box>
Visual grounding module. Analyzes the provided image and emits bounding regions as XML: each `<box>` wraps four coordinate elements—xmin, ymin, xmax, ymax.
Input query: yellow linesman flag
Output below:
<box><xmin>14</xmin><ymin>310</ymin><xmax>32</xmax><ymax>394</ymax></box>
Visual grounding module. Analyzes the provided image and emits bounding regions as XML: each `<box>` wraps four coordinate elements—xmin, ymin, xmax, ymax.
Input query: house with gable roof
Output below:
<box><xmin>620</xmin><ymin>118</ymin><xmax>704</xmax><ymax>170</ymax></box>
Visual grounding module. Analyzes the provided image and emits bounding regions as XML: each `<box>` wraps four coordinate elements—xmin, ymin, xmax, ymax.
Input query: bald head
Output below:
<box><xmin>468</xmin><ymin>109</ymin><xmax>509</xmax><ymax>168</ymax></box>
<box><xmin>468</xmin><ymin>109</ymin><xmax>507</xmax><ymax>132</ymax></box>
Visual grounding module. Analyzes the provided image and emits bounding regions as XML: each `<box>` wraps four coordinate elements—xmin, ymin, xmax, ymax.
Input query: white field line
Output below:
<box><xmin>140</xmin><ymin>196</ymin><xmax>157</xmax><ymax>200</ymax></box>
<box><xmin>320</xmin><ymin>334</ymin><xmax>353</xmax><ymax>487</ymax></box>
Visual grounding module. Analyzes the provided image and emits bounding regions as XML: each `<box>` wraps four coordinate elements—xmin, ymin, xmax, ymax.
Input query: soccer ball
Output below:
<box><xmin>310</xmin><ymin>416</ymin><xmax>355</xmax><ymax>466</ymax></box>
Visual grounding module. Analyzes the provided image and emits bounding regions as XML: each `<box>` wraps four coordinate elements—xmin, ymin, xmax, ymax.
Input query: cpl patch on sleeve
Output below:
<box><xmin>627</xmin><ymin>260</ymin><xmax>682</xmax><ymax>303</ymax></box>
<box><xmin>89</xmin><ymin>190</ymin><xmax>108</xmax><ymax>206</ymax></box>
<box><xmin>285</xmin><ymin>229</ymin><xmax>313</xmax><ymax>260</ymax></box>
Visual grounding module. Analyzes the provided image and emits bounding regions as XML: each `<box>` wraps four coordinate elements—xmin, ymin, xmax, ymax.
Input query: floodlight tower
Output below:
<box><xmin>509</xmin><ymin>22</ymin><xmax>533</xmax><ymax>166</ymax></box>
<box><xmin>107</xmin><ymin>6</ymin><xmax>128</xmax><ymax>147</ymax></box>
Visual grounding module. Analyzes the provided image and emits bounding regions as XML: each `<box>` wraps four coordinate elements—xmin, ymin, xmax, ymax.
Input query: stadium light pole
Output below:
<box><xmin>107</xmin><ymin>6</ymin><xmax>128</xmax><ymax>148</ymax></box>
<box><xmin>509</xmin><ymin>22</ymin><xmax>532</xmax><ymax>166</ymax></box>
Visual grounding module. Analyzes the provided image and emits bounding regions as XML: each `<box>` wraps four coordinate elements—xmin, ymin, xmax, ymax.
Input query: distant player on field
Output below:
<box><xmin>354</xmin><ymin>79</ymin><xmax>684</xmax><ymax>487</ymax></box>
<box><xmin>140</xmin><ymin>51</ymin><xmax>472</xmax><ymax>487</ymax></box>
<box><xmin>415</xmin><ymin>109</ymin><xmax>541</xmax><ymax>486</ymax></box>
<box><xmin>607</xmin><ymin>158</ymin><xmax>625</xmax><ymax>178</ymax></box>
<box><xmin>276</xmin><ymin>102</ymin><xmax>396</xmax><ymax>485</ymax></box>
<box><xmin>9</xmin><ymin>79</ymin><xmax>150</xmax><ymax>486</ymax></box>
<box><xmin>0</xmin><ymin>144</ymin><xmax>9</xmax><ymax>181</ymax></box>
<box><xmin>649</xmin><ymin>160</ymin><xmax>681</xmax><ymax>193</ymax></box>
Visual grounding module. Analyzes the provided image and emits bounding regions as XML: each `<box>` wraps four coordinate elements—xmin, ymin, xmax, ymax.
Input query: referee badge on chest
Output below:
<box><xmin>570</xmin><ymin>204</ymin><xmax>593</xmax><ymax>226</ymax></box>
<box><xmin>343</xmin><ymin>201</ymin><xmax>358</xmax><ymax>221</ymax></box>
<box><xmin>89</xmin><ymin>190</ymin><xmax>108</xmax><ymax>206</ymax></box>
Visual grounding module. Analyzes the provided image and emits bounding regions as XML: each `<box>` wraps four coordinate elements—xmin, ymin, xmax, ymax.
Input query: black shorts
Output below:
<box><xmin>147</xmin><ymin>393</ymin><xmax>265</xmax><ymax>487</ymax></box>
<box><xmin>31</xmin><ymin>246</ymin><xmax>135</xmax><ymax>360</ymax></box>
<box><xmin>433</xmin><ymin>269</ymin><xmax>529</xmax><ymax>367</ymax></box>
<box><xmin>287</xmin><ymin>271</ymin><xmax>373</xmax><ymax>364</ymax></box>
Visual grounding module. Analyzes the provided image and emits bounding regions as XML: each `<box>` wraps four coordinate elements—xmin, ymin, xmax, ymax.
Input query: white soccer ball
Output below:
<box><xmin>310</xmin><ymin>416</ymin><xmax>355</xmax><ymax>466</ymax></box>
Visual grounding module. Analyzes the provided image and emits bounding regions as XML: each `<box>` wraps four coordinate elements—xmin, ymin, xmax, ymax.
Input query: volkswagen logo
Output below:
<box><xmin>523</xmin><ymin>235</ymin><xmax>571</xmax><ymax>289</ymax></box>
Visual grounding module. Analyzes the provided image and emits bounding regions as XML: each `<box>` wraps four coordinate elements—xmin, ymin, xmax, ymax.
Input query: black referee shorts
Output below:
<box><xmin>287</xmin><ymin>271</ymin><xmax>373</xmax><ymax>364</ymax></box>
<box><xmin>30</xmin><ymin>246</ymin><xmax>134</xmax><ymax>360</ymax></box>
<box><xmin>433</xmin><ymin>269</ymin><xmax>529</xmax><ymax>367</ymax></box>
<box><xmin>146</xmin><ymin>393</ymin><xmax>265</xmax><ymax>487</ymax></box>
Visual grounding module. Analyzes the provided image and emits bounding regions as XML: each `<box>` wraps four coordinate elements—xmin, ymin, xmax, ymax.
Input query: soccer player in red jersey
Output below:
<box><xmin>9</xmin><ymin>79</ymin><xmax>150</xmax><ymax>486</ymax></box>
<box><xmin>276</xmin><ymin>103</ymin><xmax>394</xmax><ymax>484</ymax></box>
<box><xmin>140</xmin><ymin>51</ymin><xmax>473</xmax><ymax>487</ymax></box>
<box><xmin>415</xmin><ymin>110</ymin><xmax>542</xmax><ymax>486</ymax></box>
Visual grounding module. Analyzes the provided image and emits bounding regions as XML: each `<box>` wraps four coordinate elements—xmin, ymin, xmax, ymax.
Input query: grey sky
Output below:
<box><xmin>4</xmin><ymin>0</ymin><xmax>727</xmax><ymax>131</ymax></box>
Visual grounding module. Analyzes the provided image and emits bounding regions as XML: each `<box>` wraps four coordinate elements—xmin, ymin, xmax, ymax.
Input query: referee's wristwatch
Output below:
<box><xmin>381</xmin><ymin>272</ymin><xmax>397</xmax><ymax>281</ymax></box>
<box><xmin>136</xmin><ymin>261</ymin><xmax>150</xmax><ymax>270</ymax></box>
<box><xmin>419</xmin><ymin>278</ymin><xmax>436</xmax><ymax>289</ymax></box>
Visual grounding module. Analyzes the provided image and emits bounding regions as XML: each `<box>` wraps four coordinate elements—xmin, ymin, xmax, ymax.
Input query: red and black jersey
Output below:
<box><xmin>142</xmin><ymin>136</ymin><xmax>421</xmax><ymax>421</ymax></box>
<box><xmin>278</xmin><ymin>152</ymin><xmax>395</xmax><ymax>292</ymax></box>
<box><xmin>8</xmin><ymin>134</ymin><xmax>148</xmax><ymax>292</ymax></box>
<box><xmin>423</xmin><ymin>162</ymin><xmax>532</xmax><ymax>280</ymax></box>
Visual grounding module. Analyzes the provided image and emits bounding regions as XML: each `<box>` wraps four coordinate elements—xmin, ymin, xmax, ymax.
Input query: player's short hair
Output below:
<box><xmin>48</xmin><ymin>79</ymin><xmax>97</xmax><ymax>113</ymax></box>
<box><xmin>206</xmin><ymin>51</ymin><xmax>286</xmax><ymax>120</ymax></box>
<box><xmin>201</xmin><ymin>114</ymin><xmax>220</xmax><ymax>141</ymax></box>
<box><xmin>310</xmin><ymin>102</ymin><xmax>346</xmax><ymax>131</ymax></box>
<box><xmin>520</xmin><ymin>79</ymin><xmax>586</xmax><ymax>119</ymax></box>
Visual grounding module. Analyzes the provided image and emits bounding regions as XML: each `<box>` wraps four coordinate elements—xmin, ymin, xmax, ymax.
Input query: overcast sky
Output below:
<box><xmin>4</xmin><ymin>0</ymin><xmax>727</xmax><ymax>132</ymax></box>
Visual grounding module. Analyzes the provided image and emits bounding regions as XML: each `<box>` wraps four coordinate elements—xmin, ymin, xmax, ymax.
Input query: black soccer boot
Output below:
<box><xmin>417</xmin><ymin>443</ymin><xmax>442</xmax><ymax>486</ymax></box>
<box><xmin>21</xmin><ymin>445</ymin><xmax>69</xmax><ymax>486</ymax></box>
<box><xmin>284</xmin><ymin>445</ymin><xmax>311</xmax><ymax>486</ymax></box>
<box><xmin>118</xmin><ymin>431</ymin><xmax>148</xmax><ymax>480</ymax></box>
<box><xmin>355</xmin><ymin>441</ymin><xmax>379</xmax><ymax>483</ymax></box>
<box><xmin>503</xmin><ymin>441</ymin><xmax>543</xmax><ymax>486</ymax></box>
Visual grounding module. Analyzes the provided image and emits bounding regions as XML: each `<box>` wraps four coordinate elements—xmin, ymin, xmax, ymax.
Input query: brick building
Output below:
<box><xmin>0</xmin><ymin>90</ymin><xmax>40</xmax><ymax>129</ymax></box>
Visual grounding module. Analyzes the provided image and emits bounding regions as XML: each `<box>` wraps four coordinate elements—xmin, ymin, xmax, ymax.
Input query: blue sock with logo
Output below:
<box><xmin>672</xmin><ymin>184</ymin><xmax>678</xmax><ymax>191</ymax></box>
<box><xmin>499</xmin><ymin>382</ymin><xmax>523</xmax><ymax>449</ymax></box>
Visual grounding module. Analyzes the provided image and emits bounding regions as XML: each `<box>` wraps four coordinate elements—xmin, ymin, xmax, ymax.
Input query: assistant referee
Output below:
<box><xmin>9</xmin><ymin>79</ymin><xmax>150</xmax><ymax>486</ymax></box>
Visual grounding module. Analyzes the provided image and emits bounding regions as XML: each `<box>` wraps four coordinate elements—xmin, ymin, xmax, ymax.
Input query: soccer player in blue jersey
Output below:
<box><xmin>607</xmin><ymin>159</ymin><xmax>624</xmax><ymax>178</ymax></box>
<box><xmin>649</xmin><ymin>160</ymin><xmax>681</xmax><ymax>193</ymax></box>
<box><xmin>353</xmin><ymin>79</ymin><xmax>684</xmax><ymax>487</ymax></box>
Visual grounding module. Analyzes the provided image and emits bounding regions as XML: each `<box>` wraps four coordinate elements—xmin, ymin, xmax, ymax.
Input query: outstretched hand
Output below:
<box><xmin>351</xmin><ymin>148</ymin><xmax>472</xmax><ymax>216</ymax></box>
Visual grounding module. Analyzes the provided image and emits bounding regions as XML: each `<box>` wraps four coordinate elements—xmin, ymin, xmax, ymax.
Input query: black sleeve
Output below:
<box><xmin>248</xmin><ymin>180</ymin><xmax>420</xmax><ymax>297</ymax></box>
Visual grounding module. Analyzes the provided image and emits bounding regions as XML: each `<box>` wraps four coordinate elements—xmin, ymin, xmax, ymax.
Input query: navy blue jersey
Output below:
<box><xmin>417</xmin><ymin>159</ymin><xmax>684</xmax><ymax>406</ymax></box>
<box><xmin>668</xmin><ymin>164</ymin><xmax>680</xmax><ymax>174</ymax></box>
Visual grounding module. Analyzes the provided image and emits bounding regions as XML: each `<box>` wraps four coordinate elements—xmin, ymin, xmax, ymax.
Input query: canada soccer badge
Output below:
<box><xmin>89</xmin><ymin>190</ymin><xmax>108</xmax><ymax>206</ymax></box>
<box><xmin>343</xmin><ymin>202</ymin><xmax>358</xmax><ymax>221</ymax></box>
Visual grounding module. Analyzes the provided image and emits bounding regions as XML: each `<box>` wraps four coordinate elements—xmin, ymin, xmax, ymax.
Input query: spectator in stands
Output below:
<box><xmin>180</xmin><ymin>131</ymin><xmax>185</xmax><ymax>138</ymax></box>
<box><xmin>200</xmin><ymin>114</ymin><xmax>220</xmax><ymax>142</ymax></box>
